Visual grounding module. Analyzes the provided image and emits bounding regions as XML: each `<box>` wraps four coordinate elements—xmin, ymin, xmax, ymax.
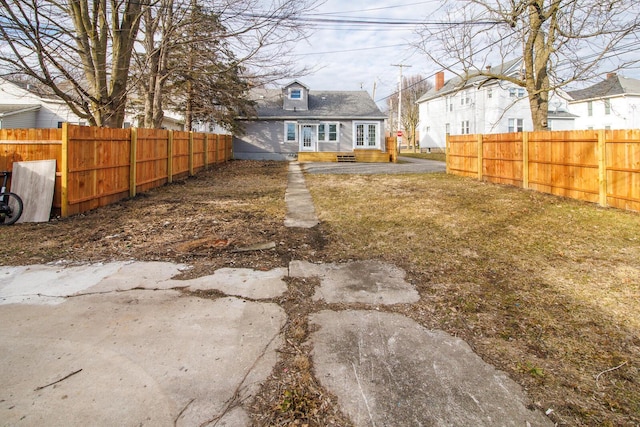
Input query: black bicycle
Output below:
<box><xmin>0</xmin><ymin>171</ymin><xmax>23</xmax><ymax>225</ymax></box>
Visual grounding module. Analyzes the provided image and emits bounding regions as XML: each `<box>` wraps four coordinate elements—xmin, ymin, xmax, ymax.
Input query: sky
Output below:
<box><xmin>283</xmin><ymin>0</ymin><xmax>439</xmax><ymax>108</ymax></box>
<box><xmin>276</xmin><ymin>0</ymin><xmax>640</xmax><ymax>109</ymax></box>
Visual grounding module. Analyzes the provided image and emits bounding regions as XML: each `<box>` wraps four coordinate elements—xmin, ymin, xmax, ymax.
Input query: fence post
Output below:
<box><xmin>477</xmin><ymin>133</ymin><xmax>483</xmax><ymax>180</ymax></box>
<box><xmin>130</xmin><ymin>127</ymin><xmax>138</xmax><ymax>198</ymax></box>
<box><xmin>167</xmin><ymin>130</ymin><xmax>173</xmax><ymax>184</ymax></box>
<box><xmin>188</xmin><ymin>131</ymin><xmax>194</xmax><ymax>176</ymax></box>
<box><xmin>445</xmin><ymin>133</ymin><xmax>450</xmax><ymax>174</ymax></box>
<box><xmin>203</xmin><ymin>134</ymin><xmax>209</xmax><ymax>169</ymax></box>
<box><xmin>522</xmin><ymin>131</ymin><xmax>529</xmax><ymax>189</ymax></box>
<box><xmin>61</xmin><ymin>122</ymin><xmax>69</xmax><ymax>218</ymax></box>
<box><xmin>598</xmin><ymin>129</ymin><xmax>607</xmax><ymax>207</ymax></box>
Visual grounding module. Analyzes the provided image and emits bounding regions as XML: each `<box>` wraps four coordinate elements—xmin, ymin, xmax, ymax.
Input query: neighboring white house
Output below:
<box><xmin>0</xmin><ymin>77</ymin><xmax>187</xmax><ymax>130</ymax></box>
<box><xmin>0</xmin><ymin>78</ymin><xmax>84</xmax><ymax>129</ymax></box>
<box><xmin>567</xmin><ymin>73</ymin><xmax>640</xmax><ymax>130</ymax></box>
<box><xmin>417</xmin><ymin>59</ymin><xmax>575</xmax><ymax>150</ymax></box>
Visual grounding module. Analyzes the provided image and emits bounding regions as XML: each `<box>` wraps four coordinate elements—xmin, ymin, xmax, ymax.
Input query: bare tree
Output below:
<box><xmin>0</xmin><ymin>0</ymin><xmax>144</xmax><ymax>127</ymax></box>
<box><xmin>388</xmin><ymin>75</ymin><xmax>432</xmax><ymax>151</ymax></box>
<box><xmin>416</xmin><ymin>0</ymin><xmax>640</xmax><ymax>130</ymax></box>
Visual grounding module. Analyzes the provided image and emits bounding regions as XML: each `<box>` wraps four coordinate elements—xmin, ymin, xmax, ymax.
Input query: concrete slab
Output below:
<box><xmin>186</xmin><ymin>267</ymin><xmax>288</xmax><ymax>299</ymax></box>
<box><xmin>284</xmin><ymin>162</ymin><xmax>319</xmax><ymax>228</ymax></box>
<box><xmin>0</xmin><ymin>291</ymin><xmax>285</xmax><ymax>426</ymax></box>
<box><xmin>0</xmin><ymin>262</ymin><xmax>288</xmax><ymax>304</ymax></box>
<box><xmin>0</xmin><ymin>262</ymin><xmax>125</xmax><ymax>305</ymax></box>
<box><xmin>309</xmin><ymin>310</ymin><xmax>552</xmax><ymax>427</ymax></box>
<box><xmin>290</xmin><ymin>260</ymin><xmax>420</xmax><ymax>305</ymax></box>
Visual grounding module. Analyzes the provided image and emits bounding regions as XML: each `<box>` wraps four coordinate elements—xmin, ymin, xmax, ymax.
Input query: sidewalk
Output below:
<box><xmin>0</xmin><ymin>161</ymin><xmax>552</xmax><ymax>426</ymax></box>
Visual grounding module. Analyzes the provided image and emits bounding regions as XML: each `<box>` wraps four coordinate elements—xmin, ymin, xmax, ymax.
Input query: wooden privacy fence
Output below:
<box><xmin>0</xmin><ymin>124</ymin><xmax>232</xmax><ymax>218</ymax></box>
<box><xmin>447</xmin><ymin>129</ymin><xmax>640</xmax><ymax>212</ymax></box>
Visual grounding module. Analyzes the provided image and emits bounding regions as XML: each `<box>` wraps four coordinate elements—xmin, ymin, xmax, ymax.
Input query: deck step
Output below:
<box><xmin>336</xmin><ymin>154</ymin><xmax>356</xmax><ymax>162</ymax></box>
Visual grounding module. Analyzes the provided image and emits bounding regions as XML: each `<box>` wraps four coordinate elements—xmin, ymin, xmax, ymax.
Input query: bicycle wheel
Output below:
<box><xmin>0</xmin><ymin>192</ymin><xmax>23</xmax><ymax>225</ymax></box>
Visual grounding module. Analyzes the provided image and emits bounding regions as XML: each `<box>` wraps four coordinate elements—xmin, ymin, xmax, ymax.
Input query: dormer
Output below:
<box><xmin>282</xmin><ymin>80</ymin><xmax>309</xmax><ymax>111</ymax></box>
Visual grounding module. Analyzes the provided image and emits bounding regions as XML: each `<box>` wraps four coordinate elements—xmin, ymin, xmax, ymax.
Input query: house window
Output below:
<box><xmin>518</xmin><ymin>88</ymin><xmax>525</xmax><ymax>97</ymax></box>
<box><xmin>354</xmin><ymin>122</ymin><xmax>379</xmax><ymax>148</ymax></box>
<box><xmin>487</xmin><ymin>88</ymin><xmax>492</xmax><ymax>98</ymax></box>
<box><xmin>460</xmin><ymin>120</ymin><xmax>470</xmax><ymax>134</ymax></box>
<box><xmin>284</xmin><ymin>122</ymin><xmax>297</xmax><ymax>142</ymax></box>
<box><xmin>290</xmin><ymin>89</ymin><xmax>301</xmax><ymax>99</ymax></box>
<box><xmin>445</xmin><ymin>123</ymin><xmax>450</xmax><ymax>134</ymax></box>
<box><xmin>604</xmin><ymin>99</ymin><xmax>611</xmax><ymax>115</ymax></box>
<box><xmin>509</xmin><ymin>88</ymin><xmax>516</xmax><ymax>98</ymax></box>
<box><xmin>587</xmin><ymin>101</ymin><xmax>593</xmax><ymax>116</ymax></box>
<box><xmin>318</xmin><ymin>123</ymin><xmax>338</xmax><ymax>142</ymax></box>
<box><xmin>508</xmin><ymin>118</ymin><xmax>524</xmax><ymax>132</ymax></box>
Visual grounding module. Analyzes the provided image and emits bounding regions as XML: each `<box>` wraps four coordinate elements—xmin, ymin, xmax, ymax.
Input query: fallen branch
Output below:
<box><xmin>174</xmin><ymin>398</ymin><xmax>195</xmax><ymax>426</ymax></box>
<box><xmin>595</xmin><ymin>361</ymin><xmax>628</xmax><ymax>388</ymax></box>
<box><xmin>34</xmin><ymin>369</ymin><xmax>82</xmax><ymax>391</ymax></box>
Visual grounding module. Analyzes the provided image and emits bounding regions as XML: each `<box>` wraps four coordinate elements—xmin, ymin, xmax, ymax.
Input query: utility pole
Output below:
<box><xmin>391</xmin><ymin>64</ymin><xmax>412</xmax><ymax>151</ymax></box>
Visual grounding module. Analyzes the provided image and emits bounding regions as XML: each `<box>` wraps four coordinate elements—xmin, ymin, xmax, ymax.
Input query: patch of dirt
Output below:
<box><xmin>0</xmin><ymin>161</ymin><xmax>327</xmax><ymax>276</ymax></box>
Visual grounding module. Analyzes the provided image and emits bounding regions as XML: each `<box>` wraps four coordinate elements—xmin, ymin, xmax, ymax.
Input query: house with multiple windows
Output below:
<box><xmin>567</xmin><ymin>73</ymin><xmax>640</xmax><ymax>130</ymax></box>
<box><xmin>416</xmin><ymin>59</ymin><xmax>575</xmax><ymax>151</ymax></box>
<box><xmin>233</xmin><ymin>80</ymin><xmax>388</xmax><ymax>161</ymax></box>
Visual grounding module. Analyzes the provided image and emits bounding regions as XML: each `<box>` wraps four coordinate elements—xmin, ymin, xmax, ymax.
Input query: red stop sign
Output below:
<box><xmin>397</xmin><ymin>131</ymin><xmax>403</xmax><ymax>137</ymax></box>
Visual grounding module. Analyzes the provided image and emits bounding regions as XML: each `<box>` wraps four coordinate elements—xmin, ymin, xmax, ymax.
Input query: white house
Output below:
<box><xmin>0</xmin><ymin>77</ymin><xmax>187</xmax><ymax>130</ymax></box>
<box><xmin>567</xmin><ymin>73</ymin><xmax>640</xmax><ymax>130</ymax></box>
<box><xmin>0</xmin><ymin>78</ymin><xmax>84</xmax><ymax>129</ymax></box>
<box><xmin>417</xmin><ymin>59</ymin><xmax>575</xmax><ymax>150</ymax></box>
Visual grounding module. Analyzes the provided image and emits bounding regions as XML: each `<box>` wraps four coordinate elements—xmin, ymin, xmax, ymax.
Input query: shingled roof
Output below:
<box><xmin>417</xmin><ymin>58</ymin><xmax>523</xmax><ymax>103</ymax></box>
<box><xmin>567</xmin><ymin>74</ymin><xmax>640</xmax><ymax>101</ymax></box>
<box><xmin>248</xmin><ymin>88</ymin><xmax>386</xmax><ymax>120</ymax></box>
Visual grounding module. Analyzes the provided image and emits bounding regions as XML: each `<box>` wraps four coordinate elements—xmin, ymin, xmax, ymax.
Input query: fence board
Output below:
<box><xmin>172</xmin><ymin>131</ymin><xmax>190</xmax><ymax>179</ymax></box>
<box><xmin>448</xmin><ymin>129</ymin><xmax>640</xmax><ymax>213</ymax></box>
<box><xmin>0</xmin><ymin>125</ymin><xmax>232</xmax><ymax>219</ymax></box>
<box><xmin>136</xmin><ymin>128</ymin><xmax>170</xmax><ymax>193</ymax></box>
<box><xmin>447</xmin><ymin>134</ymin><xmax>478</xmax><ymax>177</ymax></box>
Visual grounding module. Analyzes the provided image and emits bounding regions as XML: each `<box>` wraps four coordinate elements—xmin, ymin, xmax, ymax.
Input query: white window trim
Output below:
<box><xmin>318</xmin><ymin>122</ymin><xmax>339</xmax><ymax>143</ymax></box>
<box><xmin>289</xmin><ymin>88</ymin><xmax>302</xmax><ymax>100</ymax></box>
<box><xmin>284</xmin><ymin>121</ymin><xmax>297</xmax><ymax>143</ymax></box>
<box><xmin>352</xmin><ymin>121</ymin><xmax>380</xmax><ymax>149</ymax></box>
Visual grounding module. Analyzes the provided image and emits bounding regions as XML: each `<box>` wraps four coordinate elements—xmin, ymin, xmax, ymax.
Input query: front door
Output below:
<box><xmin>300</xmin><ymin>125</ymin><xmax>317</xmax><ymax>151</ymax></box>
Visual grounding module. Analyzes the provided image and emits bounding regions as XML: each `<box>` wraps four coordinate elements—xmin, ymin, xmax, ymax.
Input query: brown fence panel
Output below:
<box><xmin>65</xmin><ymin>125</ymin><xmax>131</xmax><ymax>216</ymax></box>
<box><xmin>0</xmin><ymin>128</ymin><xmax>63</xmax><ymax>211</ymax></box>
<box><xmin>447</xmin><ymin>129</ymin><xmax>640</xmax><ymax>213</ymax></box>
<box><xmin>606</xmin><ymin>129</ymin><xmax>640</xmax><ymax>211</ymax></box>
<box><xmin>216</xmin><ymin>134</ymin><xmax>227</xmax><ymax>163</ymax></box>
<box><xmin>224</xmin><ymin>134</ymin><xmax>233</xmax><ymax>161</ymax></box>
<box><xmin>447</xmin><ymin>134</ymin><xmax>479</xmax><ymax>177</ymax></box>
<box><xmin>136</xmin><ymin>128</ymin><xmax>169</xmax><ymax>193</ymax></box>
<box><xmin>192</xmin><ymin>132</ymin><xmax>206</xmax><ymax>173</ymax></box>
<box><xmin>172</xmin><ymin>130</ymin><xmax>190</xmax><ymax>179</ymax></box>
<box><xmin>483</xmin><ymin>132</ymin><xmax>523</xmax><ymax>186</ymax></box>
<box><xmin>528</xmin><ymin>130</ymin><xmax>599</xmax><ymax>203</ymax></box>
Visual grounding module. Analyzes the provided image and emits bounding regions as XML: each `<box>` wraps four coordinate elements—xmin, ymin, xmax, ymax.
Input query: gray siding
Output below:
<box><xmin>234</xmin><ymin>119</ymin><xmax>385</xmax><ymax>161</ymax></box>
<box><xmin>0</xmin><ymin>111</ymin><xmax>37</xmax><ymax>129</ymax></box>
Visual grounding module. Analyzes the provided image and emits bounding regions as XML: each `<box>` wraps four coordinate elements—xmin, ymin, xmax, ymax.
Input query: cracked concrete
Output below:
<box><xmin>0</xmin><ymin>259</ymin><xmax>551</xmax><ymax>426</ymax></box>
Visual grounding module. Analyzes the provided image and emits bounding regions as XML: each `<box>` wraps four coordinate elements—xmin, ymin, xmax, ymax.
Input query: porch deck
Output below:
<box><xmin>298</xmin><ymin>150</ymin><xmax>391</xmax><ymax>163</ymax></box>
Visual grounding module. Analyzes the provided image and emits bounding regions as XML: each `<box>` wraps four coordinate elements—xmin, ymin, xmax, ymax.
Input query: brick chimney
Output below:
<box><xmin>435</xmin><ymin>71</ymin><xmax>444</xmax><ymax>91</ymax></box>
<box><xmin>607</xmin><ymin>72</ymin><xmax>617</xmax><ymax>79</ymax></box>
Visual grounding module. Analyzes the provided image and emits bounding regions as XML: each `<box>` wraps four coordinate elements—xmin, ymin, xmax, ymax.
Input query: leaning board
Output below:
<box><xmin>12</xmin><ymin>160</ymin><xmax>57</xmax><ymax>223</ymax></box>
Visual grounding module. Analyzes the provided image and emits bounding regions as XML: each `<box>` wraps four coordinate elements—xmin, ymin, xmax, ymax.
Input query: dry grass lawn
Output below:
<box><xmin>306</xmin><ymin>171</ymin><xmax>640</xmax><ymax>426</ymax></box>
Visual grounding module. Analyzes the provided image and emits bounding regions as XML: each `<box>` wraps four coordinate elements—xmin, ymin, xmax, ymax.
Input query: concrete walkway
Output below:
<box><xmin>0</xmin><ymin>161</ymin><xmax>552</xmax><ymax>426</ymax></box>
